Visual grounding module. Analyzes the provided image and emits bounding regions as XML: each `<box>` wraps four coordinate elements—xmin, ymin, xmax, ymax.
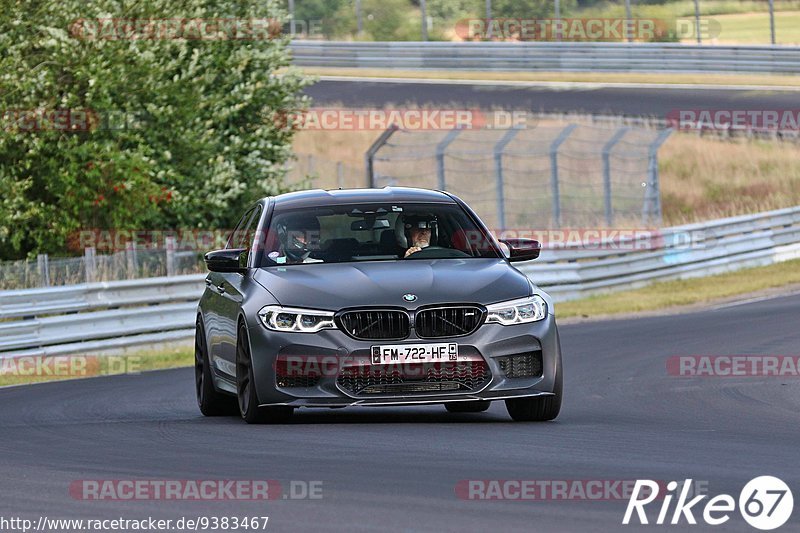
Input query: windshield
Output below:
<box><xmin>259</xmin><ymin>202</ymin><xmax>501</xmax><ymax>266</ymax></box>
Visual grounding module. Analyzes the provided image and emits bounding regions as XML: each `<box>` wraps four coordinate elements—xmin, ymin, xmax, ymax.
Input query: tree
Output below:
<box><xmin>293</xmin><ymin>0</ymin><xmax>350</xmax><ymax>38</ymax></box>
<box><xmin>363</xmin><ymin>0</ymin><xmax>418</xmax><ymax>40</ymax></box>
<box><xmin>0</xmin><ymin>0</ymin><xmax>311</xmax><ymax>259</ymax></box>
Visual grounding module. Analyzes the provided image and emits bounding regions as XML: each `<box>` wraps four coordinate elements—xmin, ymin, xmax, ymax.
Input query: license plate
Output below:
<box><xmin>371</xmin><ymin>343</ymin><xmax>458</xmax><ymax>364</ymax></box>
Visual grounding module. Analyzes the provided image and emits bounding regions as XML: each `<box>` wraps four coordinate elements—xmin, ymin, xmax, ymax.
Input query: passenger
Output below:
<box><xmin>274</xmin><ymin>214</ymin><xmax>323</xmax><ymax>264</ymax></box>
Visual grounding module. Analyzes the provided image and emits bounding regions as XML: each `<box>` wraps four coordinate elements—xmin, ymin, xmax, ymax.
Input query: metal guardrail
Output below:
<box><xmin>521</xmin><ymin>205</ymin><xmax>800</xmax><ymax>300</ymax></box>
<box><xmin>0</xmin><ymin>275</ymin><xmax>205</xmax><ymax>358</ymax></box>
<box><xmin>2</xmin><ymin>206</ymin><xmax>800</xmax><ymax>359</ymax></box>
<box><xmin>291</xmin><ymin>41</ymin><xmax>800</xmax><ymax>74</ymax></box>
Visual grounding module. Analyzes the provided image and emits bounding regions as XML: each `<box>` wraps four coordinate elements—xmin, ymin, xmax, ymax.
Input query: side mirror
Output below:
<box><xmin>501</xmin><ymin>238</ymin><xmax>541</xmax><ymax>262</ymax></box>
<box><xmin>204</xmin><ymin>248</ymin><xmax>248</xmax><ymax>273</ymax></box>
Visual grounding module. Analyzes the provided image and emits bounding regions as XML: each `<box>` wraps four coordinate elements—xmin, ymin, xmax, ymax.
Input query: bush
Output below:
<box><xmin>0</xmin><ymin>0</ymin><xmax>311</xmax><ymax>259</ymax></box>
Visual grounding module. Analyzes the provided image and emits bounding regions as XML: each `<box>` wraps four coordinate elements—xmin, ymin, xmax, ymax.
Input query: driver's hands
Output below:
<box><xmin>404</xmin><ymin>246</ymin><xmax>421</xmax><ymax>258</ymax></box>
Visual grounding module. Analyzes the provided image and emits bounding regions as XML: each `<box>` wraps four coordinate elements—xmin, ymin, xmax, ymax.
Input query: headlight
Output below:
<box><xmin>485</xmin><ymin>295</ymin><xmax>547</xmax><ymax>325</ymax></box>
<box><xmin>258</xmin><ymin>305</ymin><xmax>337</xmax><ymax>333</ymax></box>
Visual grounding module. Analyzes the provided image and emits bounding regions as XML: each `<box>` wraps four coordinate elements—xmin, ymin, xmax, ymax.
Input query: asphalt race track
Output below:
<box><xmin>305</xmin><ymin>79</ymin><xmax>800</xmax><ymax>117</ymax></box>
<box><xmin>1</xmin><ymin>292</ymin><xmax>798</xmax><ymax>532</ymax></box>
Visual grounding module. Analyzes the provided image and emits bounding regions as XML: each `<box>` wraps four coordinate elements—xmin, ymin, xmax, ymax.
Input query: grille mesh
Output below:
<box><xmin>338</xmin><ymin>310</ymin><xmax>409</xmax><ymax>340</ymax></box>
<box><xmin>337</xmin><ymin>361</ymin><xmax>491</xmax><ymax>396</ymax></box>
<box><xmin>415</xmin><ymin>306</ymin><xmax>485</xmax><ymax>338</ymax></box>
<box><xmin>274</xmin><ymin>358</ymin><xmax>323</xmax><ymax>388</ymax></box>
<box><xmin>497</xmin><ymin>351</ymin><xmax>543</xmax><ymax>378</ymax></box>
<box><xmin>276</xmin><ymin>375</ymin><xmax>321</xmax><ymax>388</ymax></box>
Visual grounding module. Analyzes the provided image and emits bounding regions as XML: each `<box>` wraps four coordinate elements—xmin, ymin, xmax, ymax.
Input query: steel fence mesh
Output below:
<box><xmin>0</xmin><ymin>249</ymin><xmax>205</xmax><ymax>290</ymax></box>
<box><xmin>370</xmin><ymin>123</ymin><xmax>671</xmax><ymax>230</ymax></box>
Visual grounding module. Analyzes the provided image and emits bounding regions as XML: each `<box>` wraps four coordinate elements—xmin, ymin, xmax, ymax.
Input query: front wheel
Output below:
<box><xmin>505</xmin><ymin>357</ymin><xmax>562</xmax><ymax>422</ymax></box>
<box><xmin>236</xmin><ymin>323</ymin><xmax>293</xmax><ymax>424</ymax></box>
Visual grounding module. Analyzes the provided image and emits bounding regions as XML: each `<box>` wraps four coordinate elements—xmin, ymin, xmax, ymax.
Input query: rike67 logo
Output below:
<box><xmin>624</xmin><ymin>477</ymin><xmax>793</xmax><ymax>530</ymax></box>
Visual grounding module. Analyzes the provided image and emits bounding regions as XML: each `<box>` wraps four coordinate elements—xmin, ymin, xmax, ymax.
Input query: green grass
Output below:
<box><xmin>558</xmin><ymin>258</ymin><xmax>800</xmax><ymax>319</ymax></box>
<box><xmin>576</xmin><ymin>1</ymin><xmax>800</xmax><ymax>19</ymax></box>
<box><xmin>708</xmin><ymin>11</ymin><xmax>800</xmax><ymax>44</ymax></box>
<box><xmin>0</xmin><ymin>346</ymin><xmax>192</xmax><ymax>387</ymax></box>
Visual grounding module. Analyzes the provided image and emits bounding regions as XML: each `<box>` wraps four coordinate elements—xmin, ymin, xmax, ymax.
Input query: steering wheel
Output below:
<box><xmin>406</xmin><ymin>246</ymin><xmax>469</xmax><ymax>259</ymax></box>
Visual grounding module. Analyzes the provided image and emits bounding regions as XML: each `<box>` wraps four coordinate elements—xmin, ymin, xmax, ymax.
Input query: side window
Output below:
<box><xmin>226</xmin><ymin>208</ymin><xmax>253</xmax><ymax>250</ymax></box>
<box><xmin>227</xmin><ymin>206</ymin><xmax>259</xmax><ymax>250</ymax></box>
<box><xmin>243</xmin><ymin>205</ymin><xmax>263</xmax><ymax>251</ymax></box>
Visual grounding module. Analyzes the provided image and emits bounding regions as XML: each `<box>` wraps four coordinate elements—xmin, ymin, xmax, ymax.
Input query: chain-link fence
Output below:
<box><xmin>0</xmin><ymin>246</ymin><xmax>204</xmax><ymax>290</ymax></box>
<box><xmin>367</xmin><ymin>123</ymin><xmax>671</xmax><ymax>230</ymax></box>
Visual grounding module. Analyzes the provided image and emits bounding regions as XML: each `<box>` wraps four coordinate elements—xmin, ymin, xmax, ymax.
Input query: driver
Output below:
<box><xmin>401</xmin><ymin>214</ymin><xmax>437</xmax><ymax>258</ymax></box>
<box><xmin>274</xmin><ymin>214</ymin><xmax>323</xmax><ymax>264</ymax></box>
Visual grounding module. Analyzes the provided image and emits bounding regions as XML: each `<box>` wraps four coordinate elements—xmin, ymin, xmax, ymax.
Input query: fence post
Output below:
<box><xmin>602</xmin><ymin>127</ymin><xmax>629</xmax><ymax>227</ymax></box>
<box><xmin>125</xmin><ymin>241</ymin><xmax>137</xmax><ymax>279</ymax></box>
<box><xmin>166</xmin><ymin>236</ymin><xmax>177</xmax><ymax>277</ymax></box>
<box><xmin>624</xmin><ymin>0</ymin><xmax>632</xmax><ymax>42</ymax></box>
<box><xmin>549</xmin><ymin>124</ymin><xmax>577</xmax><ymax>228</ymax></box>
<box><xmin>643</xmin><ymin>128</ymin><xmax>673</xmax><ymax>226</ymax></box>
<box><xmin>84</xmin><ymin>247</ymin><xmax>96</xmax><ymax>283</ymax></box>
<box><xmin>436</xmin><ymin>128</ymin><xmax>462</xmax><ymax>191</ymax></box>
<box><xmin>288</xmin><ymin>0</ymin><xmax>296</xmax><ymax>35</ymax></box>
<box><xmin>307</xmin><ymin>154</ymin><xmax>315</xmax><ymax>176</ymax></box>
<box><xmin>365</xmin><ymin>124</ymin><xmax>399</xmax><ymax>188</ymax></box>
<box><xmin>485</xmin><ymin>0</ymin><xmax>492</xmax><ymax>39</ymax></box>
<box><xmin>420</xmin><ymin>0</ymin><xmax>428</xmax><ymax>41</ymax></box>
<box><xmin>37</xmin><ymin>254</ymin><xmax>50</xmax><ymax>287</ymax></box>
<box><xmin>769</xmin><ymin>0</ymin><xmax>776</xmax><ymax>44</ymax></box>
<box><xmin>493</xmin><ymin>127</ymin><xmax>521</xmax><ymax>231</ymax></box>
<box><xmin>693</xmin><ymin>0</ymin><xmax>702</xmax><ymax>44</ymax></box>
<box><xmin>555</xmin><ymin>0</ymin><xmax>562</xmax><ymax>41</ymax></box>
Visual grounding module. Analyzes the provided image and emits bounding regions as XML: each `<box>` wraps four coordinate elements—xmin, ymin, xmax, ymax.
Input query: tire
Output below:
<box><xmin>236</xmin><ymin>323</ymin><xmax>294</xmax><ymax>424</ymax></box>
<box><xmin>505</xmin><ymin>355</ymin><xmax>562</xmax><ymax>422</ymax></box>
<box><xmin>195</xmin><ymin>318</ymin><xmax>237</xmax><ymax>416</ymax></box>
<box><xmin>445</xmin><ymin>401</ymin><xmax>491</xmax><ymax>413</ymax></box>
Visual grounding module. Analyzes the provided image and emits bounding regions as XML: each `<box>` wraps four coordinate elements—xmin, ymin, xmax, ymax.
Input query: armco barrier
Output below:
<box><xmin>290</xmin><ymin>41</ymin><xmax>800</xmax><ymax>74</ymax></box>
<box><xmin>1</xmin><ymin>206</ymin><xmax>799</xmax><ymax>359</ymax></box>
<box><xmin>0</xmin><ymin>275</ymin><xmax>204</xmax><ymax>359</ymax></box>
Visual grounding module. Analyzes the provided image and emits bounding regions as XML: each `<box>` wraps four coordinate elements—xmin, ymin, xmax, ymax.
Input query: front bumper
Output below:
<box><xmin>245</xmin><ymin>313</ymin><xmax>562</xmax><ymax>408</ymax></box>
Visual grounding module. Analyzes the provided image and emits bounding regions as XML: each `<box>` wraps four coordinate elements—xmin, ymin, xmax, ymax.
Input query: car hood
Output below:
<box><xmin>252</xmin><ymin>259</ymin><xmax>531</xmax><ymax>310</ymax></box>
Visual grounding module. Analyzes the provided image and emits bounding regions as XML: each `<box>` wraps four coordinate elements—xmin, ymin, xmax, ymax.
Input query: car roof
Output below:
<box><xmin>269</xmin><ymin>187</ymin><xmax>455</xmax><ymax>210</ymax></box>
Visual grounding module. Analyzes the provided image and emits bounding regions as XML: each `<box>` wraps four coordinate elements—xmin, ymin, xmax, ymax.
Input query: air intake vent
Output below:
<box><xmin>415</xmin><ymin>306</ymin><xmax>485</xmax><ymax>338</ymax></box>
<box><xmin>497</xmin><ymin>351</ymin><xmax>543</xmax><ymax>379</ymax></box>
<box><xmin>337</xmin><ymin>310</ymin><xmax>410</xmax><ymax>340</ymax></box>
<box><xmin>337</xmin><ymin>361</ymin><xmax>491</xmax><ymax>396</ymax></box>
